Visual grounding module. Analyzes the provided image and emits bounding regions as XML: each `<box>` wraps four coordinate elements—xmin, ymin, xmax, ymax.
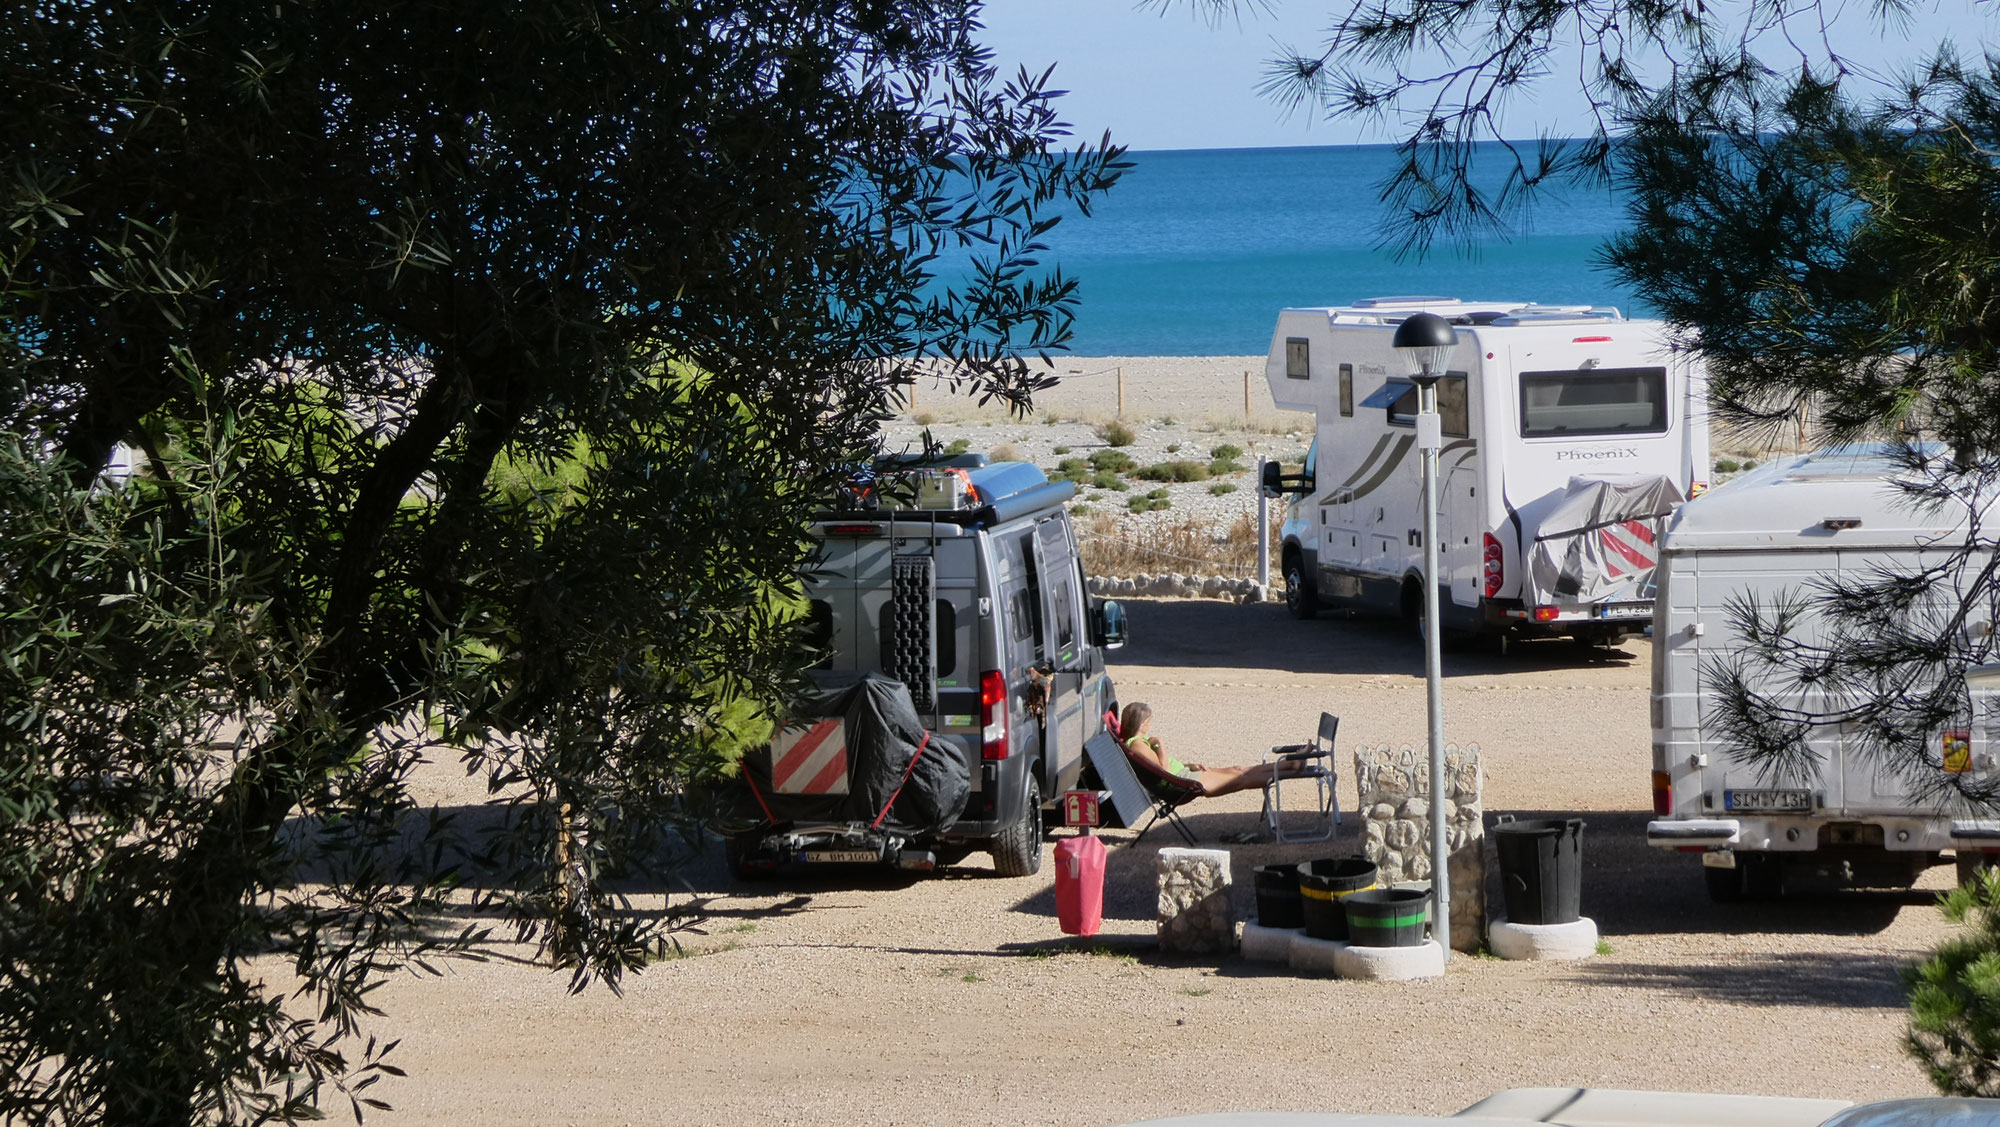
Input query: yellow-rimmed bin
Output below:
<box><xmin>1297</xmin><ymin>858</ymin><xmax>1378</xmax><ymax>940</ymax></box>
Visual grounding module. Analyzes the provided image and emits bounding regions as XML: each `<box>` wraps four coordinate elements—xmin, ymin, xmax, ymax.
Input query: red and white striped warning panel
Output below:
<box><xmin>770</xmin><ymin>718</ymin><xmax>849</xmax><ymax>795</ymax></box>
<box><xmin>1598</xmin><ymin>519</ymin><xmax>1660</xmax><ymax>577</ymax></box>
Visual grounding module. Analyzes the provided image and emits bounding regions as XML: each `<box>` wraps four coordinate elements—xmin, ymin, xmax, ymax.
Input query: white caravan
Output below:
<box><xmin>1261</xmin><ymin>297</ymin><xmax>1710</xmax><ymax>643</ymax></box>
<box><xmin>1646</xmin><ymin>446</ymin><xmax>2000</xmax><ymax>899</ymax></box>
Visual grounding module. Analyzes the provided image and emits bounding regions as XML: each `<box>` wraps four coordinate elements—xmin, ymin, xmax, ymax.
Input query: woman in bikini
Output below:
<box><xmin>1118</xmin><ymin>701</ymin><xmax>1304</xmax><ymax>797</ymax></box>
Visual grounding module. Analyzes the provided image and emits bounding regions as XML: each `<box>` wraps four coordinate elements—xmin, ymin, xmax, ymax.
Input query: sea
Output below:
<box><xmin>1021</xmin><ymin>142</ymin><xmax>1639</xmax><ymax>357</ymax></box>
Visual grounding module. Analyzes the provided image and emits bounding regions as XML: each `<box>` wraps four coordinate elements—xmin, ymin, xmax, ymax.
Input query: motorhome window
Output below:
<box><xmin>877</xmin><ymin>600</ymin><xmax>957</xmax><ymax>678</ymax></box>
<box><xmin>1338</xmin><ymin>364</ymin><xmax>1353</xmax><ymax>416</ymax></box>
<box><xmin>1052</xmin><ymin>576</ymin><xmax>1077</xmax><ymax>653</ymax></box>
<box><xmin>1286</xmin><ymin>337</ymin><xmax>1310</xmax><ymax>379</ymax></box>
<box><xmin>805</xmin><ymin>599</ymin><xmax>834</xmax><ymax>670</ymax></box>
<box><xmin>1385</xmin><ymin>380</ymin><xmax>1418</xmax><ymax>427</ymax></box>
<box><xmin>1519</xmin><ymin>367</ymin><xmax>1668</xmax><ymax>437</ymax></box>
<box><xmin>1016</xmin><ymin>531</ymin><xmax>1046</xmax><ymax>658</ymax></box>
<box><xmin>1439</xmin><ymin>374</ymin><xmax>1469</xmax><ymax>438</ymax></box>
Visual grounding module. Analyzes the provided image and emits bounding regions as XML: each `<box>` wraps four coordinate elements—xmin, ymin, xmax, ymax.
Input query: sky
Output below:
<box><xmin>975</xmin><ymin>0</ymin><xmax>2000</xmax><ymax>151</ymax></box>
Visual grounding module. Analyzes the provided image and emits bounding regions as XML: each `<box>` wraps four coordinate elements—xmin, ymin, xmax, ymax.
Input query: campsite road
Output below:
<box><xmin>372</xmin><ymin>598</ymin><xmax>1954</xmax><ymax>1127</ymax></box>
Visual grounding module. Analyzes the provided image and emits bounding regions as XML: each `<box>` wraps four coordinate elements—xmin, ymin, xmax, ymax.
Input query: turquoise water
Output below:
<box><xmin>1033</xmin><ymin>143</ymin><xmax>1639</xmax><ymax>356</ymax></box>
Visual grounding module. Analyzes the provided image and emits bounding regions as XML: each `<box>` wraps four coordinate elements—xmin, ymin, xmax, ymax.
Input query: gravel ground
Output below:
<box><xmin>359</xmin><ymin>364</ymin><xmax>1934</xmax><ymax>1125</ymax></box>
<box><xmin>369</xmin><ymin>603</ymin><xmax>1958</xmax><ymax>1127</ymax></box>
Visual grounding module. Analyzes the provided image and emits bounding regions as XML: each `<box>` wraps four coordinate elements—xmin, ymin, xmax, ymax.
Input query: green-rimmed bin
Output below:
<box><xmin>1340</xmin><ymin>887</ymin><xmax>1430</xmax><ymax>947</ymax></box>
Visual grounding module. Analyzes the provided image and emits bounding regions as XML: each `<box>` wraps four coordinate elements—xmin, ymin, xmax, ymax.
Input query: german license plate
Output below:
<box><xmin>1598</xmin><ymin>602</ymin><xmax>1650</xmax><ymax>620</ymax></box>
<box><xmin>801</xmin><ymin>849</ymin><xmax>879</xmax><ymax>864</ymax></box>
<box><xmin>1724</xmin><ymin>788</ymin><xmax>1814</xmax><ymax>812</ymax></box>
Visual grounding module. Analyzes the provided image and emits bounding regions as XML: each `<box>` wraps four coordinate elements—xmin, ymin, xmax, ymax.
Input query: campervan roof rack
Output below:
<box><xmin>813</xmin><ymin>459</ymin><xmax>1076</xmax><ymax>529</ymax></box>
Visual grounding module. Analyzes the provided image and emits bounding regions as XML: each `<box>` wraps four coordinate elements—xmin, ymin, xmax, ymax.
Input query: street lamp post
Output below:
<box><xmin>1391</xmin><ymin>311</ymin><xmax>1460</xmax><ymax>964</ymax></box>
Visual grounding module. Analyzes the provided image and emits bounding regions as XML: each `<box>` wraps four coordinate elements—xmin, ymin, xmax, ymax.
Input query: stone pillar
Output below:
<box><xmin>1353</xmin><ymin>743</ymin><xmax>1485</xmax><ymax>954</ymax></box>
<box><xmin>1155</xmin><ymin>847</ymin><xmax>1235</xmax><ymax>953</ymax></box>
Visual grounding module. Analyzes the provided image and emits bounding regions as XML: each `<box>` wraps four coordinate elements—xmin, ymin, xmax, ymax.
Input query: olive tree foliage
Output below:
<box><xmin>0</xmin><ymin>2</ymin><xmax>1121</xmax><ymax>1124</ymax></box>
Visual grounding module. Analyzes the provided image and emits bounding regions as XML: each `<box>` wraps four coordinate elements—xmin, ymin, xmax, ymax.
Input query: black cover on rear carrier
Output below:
<box><xmin>742</xmin><ymin>674</ymin><xmax>969</xmax><ymax>833</ymax></box>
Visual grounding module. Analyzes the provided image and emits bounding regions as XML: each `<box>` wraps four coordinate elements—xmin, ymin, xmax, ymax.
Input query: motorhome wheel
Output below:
<box><xmin>989</xmin><ymin>776</ymin><xmax>1043</xmax><ymax>877</ymax></box>
<box><xmin>1958</xmin><ymin>851</ymin><xmax>1998</xmax><ymax>888</ymax></box>
<box><xmin>1284</xmin><ymin>558</ymin><xmax>1319</xmax><ymax>620</ymax></box>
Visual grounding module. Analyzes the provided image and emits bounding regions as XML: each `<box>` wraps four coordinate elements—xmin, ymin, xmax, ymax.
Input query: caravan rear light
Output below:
<box><xmin>1652</xmin><ymin>770</ymin><xmax>1672</xmax><ymax>815</ymax></box>
<box><xmin>1573</xmin><ymin>335</ymin><xmax>1613</xmax><ymax>343</ymax></box>
<box><xmin>1482</xmin><ymin>533</ymin><xmax>1504</xmax><ymax>598</ymax></box>
<box><xmin>1531</xmin><ymin>605</ymin><xmax>1560</xmax><ymax>623</ymax></box>
<box><xmin>824</xmin><ymin>524</ymin><xmax>881</xmax><ymax>537</ymax></box>
<box><xmin>979</xmin><ymin>670</ymin><xmax>1009</xmax><ymax>760</ymax></box>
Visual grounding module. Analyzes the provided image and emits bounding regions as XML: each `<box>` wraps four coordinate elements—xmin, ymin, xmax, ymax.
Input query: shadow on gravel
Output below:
<box><xmin>1108</xmin><ymin>598</ymin><xmax>1641</xmax><ymax>676</ymax></box>
<box><xmin>1574</xmin><ymin>952</ymin><xmax>1914</xmax><ymax>1008</ymax></box>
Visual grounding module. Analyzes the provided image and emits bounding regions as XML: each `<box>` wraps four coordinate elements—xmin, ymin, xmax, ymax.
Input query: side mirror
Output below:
<box><xmin>1094</xmin><ymin>599</ymin><xmax>1128</xmax><ymax>650</ymax></box>
<box><xmin>1260</xmin><ymin>461</ymin><xmax>1313</xmax><ymax>498</ymax></box>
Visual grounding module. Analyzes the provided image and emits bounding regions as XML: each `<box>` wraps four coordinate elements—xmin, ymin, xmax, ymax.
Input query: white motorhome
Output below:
<box><xmin>1647</xmin><ymin>446</ymin><xmax>2000</xmax><ymax>899</ymax></box>
<box><xmin>1261</xmin><ymin>297</ymin><xmax>1710</xmax><ymax>643</ymax></box>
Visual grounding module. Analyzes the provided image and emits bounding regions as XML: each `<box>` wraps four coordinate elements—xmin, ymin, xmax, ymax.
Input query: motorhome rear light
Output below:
<box><xmin>1481</xmin><ymin>533</ymin><xmax>1504</xmax><ymax>598</ymax></box>
<box><xmin>1573</xmin><ymin>335</ymin><xmax>1613</xmax><ymax>343</ymax></box>
<box><xmin>979</xmin><ymin>670</ymin><xmax>1009</xmax><ymax>760</ymax></box>
<box><xmin>824</xmin><ymin>524</ymin><xmax>881</xmax><ymax>537</ymax></box>
<box><xmin>1652</xmin><ymin>770</ymin><xmax>1672</xmax><ymax>815</ymax></box>
<box><xmin>1531</xmin><ymin>605</ymin><xmax>1560</xmax><ymax>623</ymax></box>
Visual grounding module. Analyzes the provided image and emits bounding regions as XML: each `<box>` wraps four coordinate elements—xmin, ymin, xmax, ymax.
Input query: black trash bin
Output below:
<box><xmin>1297</xmin><ymin>858</ymin><xmax>1378</xmax><ymax>940</ymax></box>
<box><xmin>1492</xmin><ymin>816</ymin><xmax>1585</xmax><ymax>924</ymax></box>
<box><xmin>1253</xmin><ymin>863</ymin><xmax>1304</xmax><ymax>929</ymax></box>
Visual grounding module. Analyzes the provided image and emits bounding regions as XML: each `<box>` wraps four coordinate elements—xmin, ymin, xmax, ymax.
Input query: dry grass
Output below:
<box><xmin>1075</xmin><ymin>510</ymin><xmax>1282</xmax><ymax>579</ymax></box>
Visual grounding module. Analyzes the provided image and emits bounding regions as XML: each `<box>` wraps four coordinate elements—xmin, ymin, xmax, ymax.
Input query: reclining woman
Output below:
<box><xmin>1118</xmin><ymin>701</ymin><xmax>1305</xmax><ymax>797</ymax></box>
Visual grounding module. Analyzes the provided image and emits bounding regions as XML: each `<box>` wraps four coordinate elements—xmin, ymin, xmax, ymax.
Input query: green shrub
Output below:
<box><xmin>1166</xmin><ymin>442</ymin><xmax>1181</xmax><ymax>453</ymax></box>
<box><xmin>1132</xmin><ymin>460</ymin><xmax>1210</xmax><ymax>483</ymax></box>
<box><xmin>1146</xmin><ymin>488</ymin><xmax>1169</xmax><ymax>500</ymax></box>
<box><xmin>1070</xmin><ymin>503</ymin><xmax>1092</xmax><ymax>515</ymax></box>
<box><xmin>1126</xmin><ymin>495</ymin><xmax>1150</xmax><ymax>514</ymax></box>
<box><xmin>1091</xmin><ymin>471</ymin><xmax>1127</xmax><ymax>491</ymax></box>
<box><xmin>944</xmin><ymin>438</ymin><xmax>971</xmax><ymax>456</ymax></box>
<box><xmin>1098</xmin><ymin>420</ymin><xmax>1136</xmax><ymax>447</ymax></box>
<box><xmin>1209</xmin><ymin>482</ymin><xmax>1237</xmax><ymax>496</ymax></box>
<box><xmin>1207</xmin><ymin>457</ymin><xmax>1244</xmax><ymax>476</ymax></box>
<box><xmin>1743</xmin><ymin>459</ymin><xmax>1759</xmax><ymax>470</ymax></box>
<box><xmin>1150</xmin><ymin>497</ymin><xmax>1171</xmax><ymax>511</ymax></box>
<box><xmin>1088</xmin><ymin>449</ymin><xmax>1135</xmax><ymax>473</ymax></box>
<box><xmin>1210</xmin><ymin>443</ymin><xmax>1243</xmax><ymax>460</ymax></box>
<box><xmin>1051</xmin><ymin>458</ymin><xmax>1089</xmax><ymax>484</ymax></box>
<box><xmin>1714</xmin><ymin>457</ymin><xmax>1741</xmax><ymax>474</ymax></box>
<box><xmin>1053</xmin><ymin>445</ymin><xmax>1071</xmax><ymax>455</ymax></box>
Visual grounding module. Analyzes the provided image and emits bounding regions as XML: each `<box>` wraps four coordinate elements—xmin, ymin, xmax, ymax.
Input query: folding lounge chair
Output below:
<box><xmin>1260</xmin><ymin>711</ymin><xmax>1341</xmax><ymax>844</ymax></box>
<box><xmin>1095</xmin><ymin>711</ymin><xmax>1205</xmax><ymax>846</ymax></box>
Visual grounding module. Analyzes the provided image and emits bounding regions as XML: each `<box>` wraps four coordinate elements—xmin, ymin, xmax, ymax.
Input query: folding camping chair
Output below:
<box><xmin>1260</xmin><ymin>711</ymin><xmax>1340</xmax><ymax>844</ymax></box>
<box><xmin>1089</xmin><ymin>711</ymin><xmax>1205</xmax><ymax>846</ymax></box>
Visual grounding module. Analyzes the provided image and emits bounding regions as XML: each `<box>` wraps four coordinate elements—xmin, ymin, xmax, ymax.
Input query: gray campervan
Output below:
<box><xmin>724</xmin><ymin>457</ymin><xmax>1127</xmax><ymax>878</ymax></box>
